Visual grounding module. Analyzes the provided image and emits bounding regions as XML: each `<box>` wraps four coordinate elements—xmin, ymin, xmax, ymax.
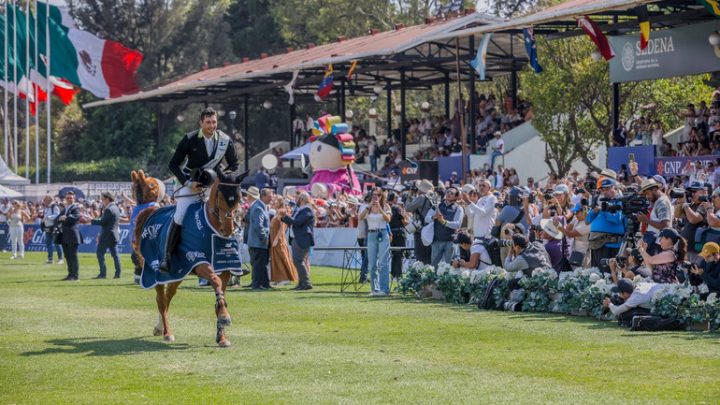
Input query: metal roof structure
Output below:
<box><xmin>84</xmin><ymin>11</ymin><xmax>517</xmax><ymax>108</ymax></box>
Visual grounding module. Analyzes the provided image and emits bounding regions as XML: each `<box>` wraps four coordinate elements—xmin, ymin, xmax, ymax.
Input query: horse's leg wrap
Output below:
<box><xmin>216</xmin><ymin>320</ymin><xmax>231</xmax><ymax>347</ymax></box>
<box><xmin>215</xmin><ymin>292</ymin><xmax>231</xmax><ymax>326</ymax></box>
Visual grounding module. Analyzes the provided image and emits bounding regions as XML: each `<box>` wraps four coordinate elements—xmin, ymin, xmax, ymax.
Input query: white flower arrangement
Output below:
<box><xmin>436</xmin><ymin>261</ymin><xmax>453</xmax><ymax>276</ymax></box>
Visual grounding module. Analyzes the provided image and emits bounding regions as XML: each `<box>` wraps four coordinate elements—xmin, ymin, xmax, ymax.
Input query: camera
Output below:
<box><xmin>610</xmin><ymin>293</ymin><xmax>626</xmax><ymax>306</ymax></box>
<box><xmin>669</xmin><ymin>187</ymin><xmax>686</xmax><ymax>199</ymax></box>
<box><xmin>698</xmin><ymin>195</ymin><xmax>709</xmax><ymax>203</ymax></box>
<box><xmin>499</xmin><ymin>239</ymin><xmax>514</xmax><ymax>248</ymax></box>
<box><xmin>543</xmin><ymin>192</ymin><xmax>553</xmax><ymax>201</ymax></box>
<box><xmin>584</xmin><ymin>179</ymin><xmax>597</xmax><ymax>192</ymax></box>
<box><xmin>503</xmin><ymin>301</ymin><xmax>523</xmax><ymax>312</ymax></box>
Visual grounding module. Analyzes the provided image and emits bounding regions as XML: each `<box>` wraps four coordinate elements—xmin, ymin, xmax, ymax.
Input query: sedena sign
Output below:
<box><xmin>609</xmin><ymin>20</ymin><xmax>720</xmax><ymax>83</ymax></box>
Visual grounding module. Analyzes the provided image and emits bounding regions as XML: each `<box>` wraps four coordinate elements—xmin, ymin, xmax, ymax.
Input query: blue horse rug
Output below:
<box><xmin>139</xmin><ymin>202</ymin><xmax>243</xmax><ymax>289</ymax></box>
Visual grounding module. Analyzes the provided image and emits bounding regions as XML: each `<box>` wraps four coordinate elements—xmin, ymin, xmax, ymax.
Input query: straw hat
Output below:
<box><xmin>540</xmin><ymin>218</ymin><xmax>564</xmax><ymax>240</ymax></box>
<box><xmin>243</xmin><ymin>186</ymin><xmax>260</xmax><ymax>200</ymax></box>
<box><xmin>416</xmin><ymin>179</ymin><xmax>434</xmax><ymax>194</ymax></box>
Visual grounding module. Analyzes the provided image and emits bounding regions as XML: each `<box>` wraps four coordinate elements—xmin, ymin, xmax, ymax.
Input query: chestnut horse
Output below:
<box><xmin>133</xmin><ymin>173</ymin><xmax>243</xmax><ymax>347</ymax></box>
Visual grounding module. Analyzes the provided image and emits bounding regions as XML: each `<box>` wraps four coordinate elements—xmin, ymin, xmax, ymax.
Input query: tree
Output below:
<box><xmin>521</xmin><ymin>35</ymin><xmax>714</xmax><ymax>177</ymax></box>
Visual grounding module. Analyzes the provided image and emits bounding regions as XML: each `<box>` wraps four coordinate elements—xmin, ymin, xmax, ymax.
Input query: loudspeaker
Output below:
<box><xmin>418</xmin><ymin>160</ymin><xmax>439</xmax><ymax>186</ymax></box>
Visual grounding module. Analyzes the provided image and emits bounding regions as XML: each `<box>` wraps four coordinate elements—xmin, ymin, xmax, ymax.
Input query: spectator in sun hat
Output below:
<box><xmin>689</xmin><ymin>242</ymin><xmax>720</xmax><ymax>294</ymax></box>
<box><xmin>637</xmin><ymin>178</ymin><xmax>672</xmax><ymax>237</ymax></box>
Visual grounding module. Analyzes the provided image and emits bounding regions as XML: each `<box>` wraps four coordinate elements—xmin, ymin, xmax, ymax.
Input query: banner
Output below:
<box><xmin>1</xmin><ymin>223</ymin><xmax>134</xmax><ymax>253</ymax></box>
<box><xmin>438</xmin><ymin>155</ymin><xmax>469</xmax><ymax>182</ymax></box>
<box><xmin>607</xmin><ymin>146</ymin><xmax>656</xmax><ymax>176</ymax></box>
<box><xmin>654</xmin><ymin>155</ymin><xmax>717</xmax><ymax>177</ymax></box>
<box><xmin>609</xmin><ymin>20</ymin><xmax>720</xmax><ymax>83</ymax></box>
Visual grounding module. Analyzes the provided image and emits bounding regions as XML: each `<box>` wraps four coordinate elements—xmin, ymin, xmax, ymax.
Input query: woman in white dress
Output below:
<box><xmin>8</xmin><ymin>201</ymin><xmax>30</xmax><ymax>259</ymax></box>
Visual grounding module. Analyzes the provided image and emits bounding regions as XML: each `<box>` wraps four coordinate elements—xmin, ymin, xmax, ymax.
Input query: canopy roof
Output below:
<box><xmin>84</xmin><ymin>11</ymin><xmax>515</xmax><ymax>107</ymax></box>
<box><xmin>84</xmin><ymin>0</ymin><xmax>716</xmax><ymax>109</ymax></box>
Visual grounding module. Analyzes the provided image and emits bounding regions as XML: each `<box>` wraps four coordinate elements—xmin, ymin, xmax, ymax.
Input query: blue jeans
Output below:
<box><xmin>431</xmin><ymin>241</ymin><xmax>455</xmax><ymax>267</ymax></box>
<box><xmin>490</xmin><ymin>151</ymin><xmax>503</xmax><ymax>170</ymax></box>
<box><xmin>370</xmin><ymin>156</ymin><xmax>378</xmax><ymax>172</ymax></box>
<box><xmin>367</xmin><ymin>230</ymin><xmax>390</xmax><ymax>294</ymax></box>
<box><xmin>45</xmin><ymin>230</ymin><xmax>63</xmax><ymax>261</ymax></box>
<box><xmin>97</xmin><ymin>240</ymin><xmax>121</xmax><ymax>276</ymax></box>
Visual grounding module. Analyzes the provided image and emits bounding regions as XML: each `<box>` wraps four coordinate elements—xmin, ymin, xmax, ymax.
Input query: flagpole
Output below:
<box><xmin>3</xmin><ymin>0</ymin><xmax>8</xmax><ymax>163</ymax></box>
<box><xmin>12</xmin><ymin>0</ymin><xmax>17</xmax><ymax>172</ymax></box>
<box><xmin>24</xmin><ymin>0</ymin><xmax>29</xmax><ymax>179</ymax></box>
<box><xmin>33</xmin><ymin>0</ymin><xmax>38</xmax><ymax>184</ymax></box>
<box><xmin>44</xmin><ymin>0</ymin><xmax>49</xmax><ymax>184</ymax></box>
<box><xmin>455</xmin><ymin>37</ymin><xmax>466</xmax><ymax>180</ymax></box>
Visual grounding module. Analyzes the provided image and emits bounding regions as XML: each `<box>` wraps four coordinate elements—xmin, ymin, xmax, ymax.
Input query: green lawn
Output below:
<box><xmin>0</xmin><ymin>252</ymin><xmax>719</xmax><ymax>404</ymax></box>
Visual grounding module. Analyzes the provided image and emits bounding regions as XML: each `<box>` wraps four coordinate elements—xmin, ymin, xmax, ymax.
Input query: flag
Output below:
<box><xmin>316</xmin><ymin>64</ymin><xmax>334</xmax><ymax>100</ymax></box>
<box><xmin>577</xmin><ymin>16</ymin><xmax>615</xmax><ymax>60</ymax></box>
<box><xmin>346</xmin><ymin>60</ymin><xmax>358</xmax><ymax>80</ymax></box>
<box><xmin>36</xmin><ymin>1</ymin><xmax>143</xmax><ymax>99</ymax></box>
<box><xmin>283</xmin><ymin>70</ymin><xmax>299</xmax><ymax>105</ymax></box>
<box><xmin>523</xmin><ymin>27</ymin><xmax>542</xmax><ymax>73</ymax></box>
<box><xmin>696</xmin><ymin>0</ymin><xmax>720</xmax><ymax>17</ymax></box>
<box><xmin>637</xmin><ymin>5</ymin><xmax>650</xmax><ymax>50</ymax></box>
<box><xmin>470</xmin><ymin>33</ymin><xmax>492</xmax><ymax>80</ymax></box>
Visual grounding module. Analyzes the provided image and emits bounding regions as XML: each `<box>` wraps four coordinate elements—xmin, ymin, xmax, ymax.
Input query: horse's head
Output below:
<box><xmin>208</xmin><ymin>172</ymin><xmax>246</xmax><ymax>237</ymax></box>
<box><xmin>131</xmin><ymin>170</ymin><xmax>165</xmax><ymax>204</ymax></box>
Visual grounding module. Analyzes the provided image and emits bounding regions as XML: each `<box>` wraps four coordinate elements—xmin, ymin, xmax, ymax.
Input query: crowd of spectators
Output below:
<box><xmin>613</xmin><ymin>90</ymin><xmax>720</xmax><ymax>157</ymax></box>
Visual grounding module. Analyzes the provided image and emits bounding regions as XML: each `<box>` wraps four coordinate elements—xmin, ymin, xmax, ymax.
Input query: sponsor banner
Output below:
<box><xmin>0</xmin><ymin>223</ymin><xmax>134</xmax><ymax>253</ymax></box>
<box><xmin>607</xmin><ymin>146</ymin><xmax>656</xmax><ymax>176</ymax></box>
<box><xmin>609</xmin><ymin>20</ymin><xmax>720</xmax><ymax>83</ymax></box>
<box><xmin>654</xmin><ymin>155</ymin><xmax>717</xmax><ymax>177</ymax></box>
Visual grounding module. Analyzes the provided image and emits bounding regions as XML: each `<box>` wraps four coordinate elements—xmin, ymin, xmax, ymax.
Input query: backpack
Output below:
<box><xmin>475</xmin><ymin>238</ymin><xmax>502</xmax><ymax>267</ymax></box>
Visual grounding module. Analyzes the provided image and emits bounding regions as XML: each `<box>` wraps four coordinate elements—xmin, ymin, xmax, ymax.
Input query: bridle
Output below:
<box><xmin>208</xmin><ymin>182</ymin><xmax>242</xmax><ymax>236</ymax></box>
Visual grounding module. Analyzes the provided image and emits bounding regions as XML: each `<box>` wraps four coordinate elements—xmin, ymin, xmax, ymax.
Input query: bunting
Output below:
<box><xmin>523</xmin><ymin>27</ymin><xmax>542</xmax><ymax>73</ymax></box>
<box><xmin>316</xmin><ymin>64</ymin><xmax>334</xmax><ymax>100</ymax></box>
<box><xmin>470</xmin><ymin>33</ymin><xmax>492</xmax><ymax>80</ymax></box>
<box><xmin>637</xmin><ymin>5</ymin><xmax>651</xmax><ymax>50</ymax></box>
<box><xmin>577</xmin><ymin>16</ymin><xmax>615</xmax><ymax>61</ymax></box>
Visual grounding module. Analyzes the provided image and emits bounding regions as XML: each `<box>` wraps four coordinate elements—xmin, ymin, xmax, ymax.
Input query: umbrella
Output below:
<box><xmin>58</xmin><ymin>186</ymin><xmax>85</xmax><ymax>200</ymax></box>
<box><xmin>0</xmin><ymin>184</ymin><xmax>22</xmax><ymax>198</ymax></box>
<box><xmin>281</xmin><ymin>142</ymin><xmax>312</xmax><ymax>160</ymax></box>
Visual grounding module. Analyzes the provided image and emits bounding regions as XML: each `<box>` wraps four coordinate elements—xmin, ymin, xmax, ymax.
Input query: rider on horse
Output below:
<box><xmin>162</xmin><ymin>107</ymin><xmax>240</xmax><ymax>272</ymax></box>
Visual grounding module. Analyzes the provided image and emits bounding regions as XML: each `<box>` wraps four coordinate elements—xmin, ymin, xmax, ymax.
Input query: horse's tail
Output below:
<box><xmin>133</xmin><ymin>206</ymin><xmax>159</xmax><ymax>265</ymax></box>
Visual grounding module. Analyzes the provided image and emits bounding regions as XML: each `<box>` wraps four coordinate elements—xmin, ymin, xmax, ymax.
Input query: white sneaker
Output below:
<box><xmin>10</xmin><ymin>255</ymin><xmax>16</xmax><ymax>260</ymax></box>
<box><xmin>370</xmin><ymin>291</ymin><xmax>388</xmax><ymax>297</ymax></box>
<box><xmin>57</xmin><ymin>259</ymin><xmax>64</xmax><ymax>265</ymax></box>
<box><xmin>46</xmin><ymin>260</ymin><xmax>53</xmax><ymax>264</ymax></box>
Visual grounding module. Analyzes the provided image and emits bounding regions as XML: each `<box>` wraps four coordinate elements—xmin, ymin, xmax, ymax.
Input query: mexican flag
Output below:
<box><xmin>36</xmin><ymin>1</ymin><xmax>142</xmax><ymax>99</ymax></box>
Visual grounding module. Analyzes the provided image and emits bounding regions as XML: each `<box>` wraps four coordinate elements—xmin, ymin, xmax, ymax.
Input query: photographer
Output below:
<box><xmin>637</xmin><ymin>228</ymin><xmax>686</xmax><ymax>284</ymax></box>
<box><xmin>405</xmin><ymin>180</ymin><xmax>434</xmax><ymax>264</ymax></box>
<box><xmin>425</xmin><ymin>186</ymin><xmax>464</xmax><ymax>266</ymax></box>
<box><xmin>689</xmin><ymin>242</ymin><xmax>720</xmax><ymax>294</ymax></box>
<box><xmin>40</xmin><ymin>195</ymin><xmax>63</xmax><ymax>264</ymax></box>
<box><xmin>602</xmin><ymin>279</ymin><xmax>664</xmax><ymax>326</ymax></box>
<box><xmin>462</xmin><ymin>179</ymin><xmax>497</xmax><ymax>239</ymax></box>
<box><xmin>586</xmin><ymin>179</ymin><xmax>626</xmax><ymax>268</ymax></box>
<box><xmin>636</xmin><ymin>179</ymin><xmax>672</xmax><ymax>236</ymax></box>
<box><xmin>503</xmin><ymin>231</ymin><xmax>552</xmax><ymax>277</ymax></box>
<box><xmin>564</xmin><ymin>204</ymin><xmax>591</xmax><ymax>268</ymax></box>
<box><xmin>542</xmin><ymin>184</ymin><xmax>573</xmax><ymax>221</ymax></box>
<box><xmin>451</xmin><ymin>232</ymin><xmax>492</xmax><ymax>271</ymax></box>
<box><xmin>494</xmin><ymin>186</ymin><xmax>527</xmax><ymax>237</ymax></box>
<box><xmin>678</xmin><ymin>182</ymin><xmax>710</xmax><ymax>262</ymax></box>
<box><xmin>608</xmin><ymin>248</ymin><xmax>650</xmax><ymax>283</ymax></box>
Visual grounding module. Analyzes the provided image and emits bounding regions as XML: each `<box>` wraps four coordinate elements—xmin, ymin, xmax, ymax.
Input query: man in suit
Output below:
<box><xmin>92</xmin><ymin>192</ymin><xmax>122</xmax><ymax>279</ymax></box>
<box><xmin>162</xmin><ymin>107</ymin><xmax>239</xmax><ymax>272</ymax></box>
<box><xmin>57</xmin><ymin>191</ymin><xmax>82</xmax><ymax>281</ymax></box>
<box><xmin>247</xmin><ymin>188</ymin><xmax>273</xmax><ymax>290</ymax></box>
<box><xmin>280</xmin><ymin>191</ymin><xmax>315</xmax><ymax>290</ymax></box>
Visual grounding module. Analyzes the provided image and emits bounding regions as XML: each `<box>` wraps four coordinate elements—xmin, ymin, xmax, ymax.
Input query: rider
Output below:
<box><xmin>161</xmin><ymin>107</ymin><xmax>240</xmax><ymax>272</ymax></box>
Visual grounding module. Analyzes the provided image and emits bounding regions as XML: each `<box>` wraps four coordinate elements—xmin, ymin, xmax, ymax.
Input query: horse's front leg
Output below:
<box><xmin>195</xmin><ymin>264</ymin><xmax>231</xmax><ymax>347</ymax></box>
<box><xmin>161</xmin><ymin>281</ymin><xmax>181</xmax><ymax>341</ymax></box>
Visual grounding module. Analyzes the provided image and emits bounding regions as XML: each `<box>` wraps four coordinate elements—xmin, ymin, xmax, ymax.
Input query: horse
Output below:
<box><xmin>129</xmin><ymin>170</ymin><xmax>165</xmax><ymax>284</ymax></box>
<box><xmin>133</xmin><ymin>171</ymin><xmax>244</xmax><ymax>347</ymax></box>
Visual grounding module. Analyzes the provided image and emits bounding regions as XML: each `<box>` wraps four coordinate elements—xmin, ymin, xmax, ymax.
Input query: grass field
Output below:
<box><xmin>0</xmin><ymin>252</ymin><xmax>719</xmax><ymax>404</ymax></box>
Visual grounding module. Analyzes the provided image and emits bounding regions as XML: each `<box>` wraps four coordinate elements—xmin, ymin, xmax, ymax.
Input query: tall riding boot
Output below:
<box><xmin>159</xmin><ymin>222</ymin><xmax>182</xmax><ymax>273</ymax></box>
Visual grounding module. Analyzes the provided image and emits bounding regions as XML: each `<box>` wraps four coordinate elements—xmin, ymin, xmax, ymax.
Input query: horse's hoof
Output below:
<box><xmin>153</xmin><ymin>326</ymin><xmax>163</xmax><ymax>336</ymax></box>
<box><xmin>217</xmin><ymin>339</ymin><xmax>232</xmax><ymax>348</ymax></box>
<box><xmin>164</xmin><ymin>335</ymin><xmax>175</xmax><ymax>342</ymax></box>
<box><xmin>218</xmin><ymin>315</ymin><xmax>232</xmax><ymax>326</ymax></box>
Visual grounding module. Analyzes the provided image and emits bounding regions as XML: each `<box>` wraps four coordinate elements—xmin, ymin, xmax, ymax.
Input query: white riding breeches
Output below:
<box><xmin>173</xmin><ymin>185</ymin><xmax>203</xmax><ymax>225</ymax></box>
